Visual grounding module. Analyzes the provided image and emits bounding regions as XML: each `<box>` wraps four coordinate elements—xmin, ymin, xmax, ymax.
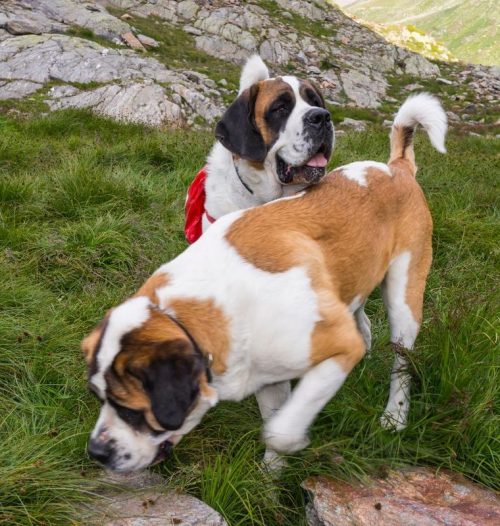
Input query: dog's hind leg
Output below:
<box><xmin>355</xmin><ymin>304</ymin><xmax>372</xmax><ymax>352</ymax></box>
<box><xmin>380</xmin><ymin>248</ymin><xmax>431</xmax><ymax>430</ymax></box>
<box><xmin>256</xmin><ymin>381</ymin><xmax>291</xmax><ymax>471</ymax></box>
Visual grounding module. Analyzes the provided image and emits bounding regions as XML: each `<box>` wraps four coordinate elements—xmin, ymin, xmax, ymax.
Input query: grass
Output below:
<box><xmin>0</xmin><ymin>109</ymin><xmax>498</xmax><ymax>525</ymax></box>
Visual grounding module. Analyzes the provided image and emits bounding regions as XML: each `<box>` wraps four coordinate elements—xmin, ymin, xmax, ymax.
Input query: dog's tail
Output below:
<box><xmin>389</xmin><ymin>93</ymin><xmax>447</xmax><ymax>173</ymax></box>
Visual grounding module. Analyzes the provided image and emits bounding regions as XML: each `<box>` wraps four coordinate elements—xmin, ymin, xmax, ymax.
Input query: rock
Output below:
<box><xmin>47</xmin><ymin>82</ymin><xmax>185</xmax><ymax>127</ymax></box>
<box><xmin>137</xmin><ymin>34</ymin><xmax>160</xmax><ymax>48</ymax></box>
<box><xmin>303</xmin><ymin>467</ymin><xmax>500</xmax><ymax>526</ymax></box>
<box><xmin>340</xmin><ymin>118</ymin><xmax>368</xmax><ymax>131</ymax></box>
<box><xmin>403</xmin><ymin>53</ymin><xmax>440</xmax><ymax>77</ymax></box>
<box><xmin>121</xmin><ymin>31</ymin><xmax>146</xmax><ymax>51</ymax></box>
<box><xmin>437</xmin><ymin>77</ymin><xmax>453</xmax><ymax>85</ymax></box>
<box><xmin>120</xmin><ymin>13</ymin><xmax>133</xmax><ymax>21</ymax></box>
<box><xmin>404</xmin><ymin>82</ymin><xmax>424</xmax><ymax>91</ymax></box>
<box><xmin>183</xmin><ymin>25</ymin><xmax>202</xmax><ymax>36</ymax></box>
<box><xmin>94</xmin><ymin>491</ymin><xmax>228</xmax><ymax>526</ymax></box>
<box><xmin>0</xmin><ymin>79</ymin><xmax>41</xmax><ymax>99</ymax></box>
<box><xmin>82</xmin><ymin>471</ymin><xmax>227</xmax><ymax>526</ymax></box>
<box><xmin>5</xmin><ymin>19</ymin><xmax>43</xmax><ymax>35</ymax></box>
<box><xmin>0</xmin><ymin>34</ymin><xmax>223</xmax><ymax>123</ymax></box>
<box><xmin>446</xmin><ymin>111</ymin><xmax>460</xmax><ymax>122</ymax></box>
<box><xmin>340</xmin><ymin>69</ymin><xmax>387</xmax><ymax>108</ymax></box>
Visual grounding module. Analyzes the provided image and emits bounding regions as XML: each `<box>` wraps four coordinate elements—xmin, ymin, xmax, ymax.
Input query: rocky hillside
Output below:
<box><xmin>0</xmin><ymin>0</ymin><xmax>498</xmax><ymax>134</ymax></box>
<box><xmin>337</xmin><ymin>0</ymin><xmax>499</xmax><ymax>66</ymax></box>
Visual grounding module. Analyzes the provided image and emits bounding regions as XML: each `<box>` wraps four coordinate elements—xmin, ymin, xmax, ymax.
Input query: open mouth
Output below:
<box><xmin>152</xmin><ymin>439</ymin><xmax>173</xmax><ymax>465</ymax></box>
<box><xmin>277</xmin><ymin>143</ymin><xmax>330</xmax><ymax>185</ymax></box>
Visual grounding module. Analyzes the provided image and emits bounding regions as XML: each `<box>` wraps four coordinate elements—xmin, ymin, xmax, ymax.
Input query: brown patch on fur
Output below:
<box><xmin>253</xmin><ymin>78</ymin><xmax>293</xmax><ymax>145</ymax></box>
<box><xmin>81</xmin><ymin>313</ymin><xmax>111</xmax><ymax>365</ymax></box>
<box><xmin>134</xmin><ymin>272</ymin><xmax>169</xmax><ymax>304</ymax></box>
<box><xmin>225</xmin><ymin>161</ymin><xmax>432</xmax><ymax>366</ymax></box>
<box><xmin>169</xmin><ymin>298</ymin><xmax>230</xmax><ymax>374</ymax></box>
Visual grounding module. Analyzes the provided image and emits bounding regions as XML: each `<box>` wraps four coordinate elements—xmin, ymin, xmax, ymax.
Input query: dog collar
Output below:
<box><xmin>233</xmin><ymin>157</ymin><xmax>254</xmax><ymax>195</ymax></box>
<box><xmin>165</xmin><ymin>312</ymin><xmax>213</xmax><ymax>383</ymax></box>
<box><xmin>185</xmin><ymin>166</ymin><xmax>216</xmax><ymax>244</ymax></box>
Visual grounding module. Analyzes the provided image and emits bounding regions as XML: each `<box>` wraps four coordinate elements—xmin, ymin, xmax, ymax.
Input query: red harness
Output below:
<box><xmin>184</xmin><ymin>166</ymin><xmax>216</xmax><ymax>244</ymax></box>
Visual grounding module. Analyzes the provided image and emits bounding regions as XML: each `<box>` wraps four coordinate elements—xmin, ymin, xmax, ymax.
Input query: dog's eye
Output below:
<box><xmin>272</xmin><ymin>104</ymin><xmax>288</xmax><ymax>114</ymax></box>
<box><xmin>114</xmin><ymin>404</ymin><xmax>145</xmax><ymax>427</ymax></box>
<box><xmin>305</xmin><ymin>88</ymin><xmax>322</xmax><ymax>107</ymax></box>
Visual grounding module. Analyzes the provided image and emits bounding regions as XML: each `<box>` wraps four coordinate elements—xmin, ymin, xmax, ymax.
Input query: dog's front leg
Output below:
<box><xmin>263</xmin><ymin>359</ymin><xmax>350</xmax><ymax>455</ymax></box>
<box><xmin>256</xmin><ymin>381</ymin><xmax>291</xmax><ymax>471</ymax></box>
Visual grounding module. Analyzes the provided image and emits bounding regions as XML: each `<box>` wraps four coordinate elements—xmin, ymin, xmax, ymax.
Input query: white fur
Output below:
<box><xmin>90</xmin><ymin>402</ymin><xmax>161</xmax><ymax>471</ymax></box>
<box><xmin>339</xmin><ymin>161</ymin><xmax>391</xmax><ymax>187</ymax></box>
<box><xmin>380</xmin><ymin>251</ymin><xmax>420</xmax><ymax>430</ymax></box>
<box><xmin>394</xmin><ymin>93</ymin><xmax>447</xmax><ymax>153</ymax></box>
<box><xmin>90</xmin><ymin>296</ymin><xmax>151</xmax><ymax>395</ymax></box>
<box><xmin>158</xmin><ymin>212</ymin><xmax>322</xmax><ymax>402</ymax></box>
<box><xmin>238</xmin><ymin>54</ymin><xmax>269</xmax><ymax>95</ymax></box>
<box><xmin>264</xmin><ymin>359</ymin><xmax>348</xmax><ymax>453</ymax></box>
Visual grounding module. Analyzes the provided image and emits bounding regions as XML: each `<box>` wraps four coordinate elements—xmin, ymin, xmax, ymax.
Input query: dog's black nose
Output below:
<box><xmin>88</xmin><ymin>438</ymin><xmax>112</xmax><ymax>465</ymax></box>
<box><xmin>305</xmin><ymin>108</ymin><xmax>331</xmax><ymax>129</ymax></box>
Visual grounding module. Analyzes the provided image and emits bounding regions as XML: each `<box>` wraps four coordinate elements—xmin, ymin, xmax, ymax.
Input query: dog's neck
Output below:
<box><xmin>204</xmin><ymin>142</ymin><xmax>299</xmax><ymax>219</ymax></box>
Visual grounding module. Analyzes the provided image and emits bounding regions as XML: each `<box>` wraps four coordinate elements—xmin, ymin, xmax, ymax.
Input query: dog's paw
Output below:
<box><xmin>262</xmin><ymin>449</ymin><xmax>288</xmax><ymax>475</ymax></box>
<box><xmin>263</xmin><ymin>421</ymin><xmax>310</xmax><ymax>454</ymax></box>
<box><xmin>380</xmin><ymin>411</ymin><xmax>407</xmax><ymax>431</ymax></box>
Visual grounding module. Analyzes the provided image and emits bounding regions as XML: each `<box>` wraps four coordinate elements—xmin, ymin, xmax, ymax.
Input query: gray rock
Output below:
<box><xmin>405</xmin><ymin>83</ymin><xmax>424</xmax><ymax>91</ymax></box>
<box><xmin>47</xmin><ymin>82</ymin><xmax>185</xmax><ymax>127</ymax></box>
<box><xmin>0</xmin><ymin>79</ymin><xmax>42</xmax><ymax>99</ymax></box>
<box><xmin>137</xmin><ymin>33</ymin><xmax>159</xmax><ymax>48</ymax></box>
<box><xmin>437</xmin><ymin>77</ymin><xmax>453</xmax><ymax>85</ymax></box>
<box><xmin>446</xmin><ymin>111</ymin><xmax>460</xmax><ymax>122</ymax></box>
<box><xmin>404</xmin><ymin>53</ymin><xmax>440</xmax><ymax>78</ymax></box>
<box><xmin>303</xmin><ymin>468</ymin><xmax>500</xmax><ymax>526</ymax></box>
<box><xmin>340</xmin><ymin>118</ymin><xmax>368</xmax><ymax>131</ymax></box>
<box><xmin>341</xmin><ymin>69</ymin><xmax>387</xmax><ymax>108</ymax></box>
<box><xmin>5</xmin><ymin>18</ymin><xmax>43</xmax><ymax>35</ymax></box>
<box><xmin>82</xmin><ymin>471</ymin><xmax>227</xmax><ymax>526</ymax></box>
<box><xmin>259</xmin><ymin>39</ymin><xmax>289</xmax><ymax>65</ymax></box>
<box><xmin>93</xmin><ymin>491</ymin><xmax>228</xmax><ymax>526</ymax></box>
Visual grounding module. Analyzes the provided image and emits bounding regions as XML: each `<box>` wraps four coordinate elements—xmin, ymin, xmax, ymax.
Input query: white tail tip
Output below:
<box><xmin>394</xmin><ymin>93</ymin><xmax>447</xmax><ymax>153</ymax></box>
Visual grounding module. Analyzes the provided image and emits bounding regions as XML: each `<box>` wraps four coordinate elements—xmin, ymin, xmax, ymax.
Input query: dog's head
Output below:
<box><xmin>82</xmin><ymin>297</ymin><xmax>217</xmax><ymax>472</ymax></box>
<box><xmin>215</xmin><ymin>55</ymin><xmax>334</xmax><ymax>186</ymax></box>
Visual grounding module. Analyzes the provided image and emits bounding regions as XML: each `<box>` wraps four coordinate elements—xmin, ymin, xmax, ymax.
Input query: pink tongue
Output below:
<box><xmin>306</xmin><ymin>153</ymin><xmax>328</xmax><ymax>167</ymax></box>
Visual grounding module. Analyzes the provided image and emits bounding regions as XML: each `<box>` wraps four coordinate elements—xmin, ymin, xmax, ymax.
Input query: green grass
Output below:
<box><xmin>0</xmin><ymin>110</ymin><xmax>498</xmax><ymax>525</ymax></box>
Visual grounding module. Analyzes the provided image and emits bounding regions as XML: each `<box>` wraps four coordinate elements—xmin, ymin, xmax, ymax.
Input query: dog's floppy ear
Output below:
<box><xmin>215</xmin><ymin>84</ymin><xmax>267</xmax><ymax>162</ymax></box>
<box><xmin>141</xmin><ymin>343</ymin><xmax>204</xmax><ymax>430</ymax></box>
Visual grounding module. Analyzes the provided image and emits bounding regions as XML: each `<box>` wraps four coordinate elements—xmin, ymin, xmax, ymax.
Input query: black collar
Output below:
<box><xmin>233</xmin><ymin>158</ymin><xmax>254</xmax><ymax>195</ymax></box>
<box><xmin>165</xmin><ymin>312</ymin><xmax>213</xmax><ymax>383</ymax></box>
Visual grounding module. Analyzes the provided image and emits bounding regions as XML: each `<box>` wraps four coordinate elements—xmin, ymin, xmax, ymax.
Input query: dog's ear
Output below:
<box><xmin>141</xmin><ymin>343</ymin><xmax>204</xmax><ymax>430</ymax></box>
<box><xmin>215</xmin><ymin>84</ymin><xmax>267</xmax><ymax>162</ymax></box>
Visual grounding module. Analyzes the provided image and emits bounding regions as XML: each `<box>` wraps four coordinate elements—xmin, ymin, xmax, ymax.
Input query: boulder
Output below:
<box><xmin>303</xmin><ymin>467</ymin><xmax>500</xmax><ymax>526</ymax></box>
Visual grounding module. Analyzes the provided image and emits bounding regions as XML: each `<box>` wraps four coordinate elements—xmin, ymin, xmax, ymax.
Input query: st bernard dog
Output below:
<box><xmin>83</xmin><ymin>93</ymin><xmax>446</xmax><ymax>472</ymax></box>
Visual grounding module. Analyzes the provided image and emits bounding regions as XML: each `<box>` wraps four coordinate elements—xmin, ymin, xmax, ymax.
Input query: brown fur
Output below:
<box><xmin>253</xmin><ymin>78</ymin><xmax>293</xmax><ymax>145</ymax></box>
<box><xmin>169</xmin><ymin>298</ymin><xmax>230</xmax><ymax>374</ymax></box>
<box><xmin>225</xmin><ymin>159</ymin><xmax>432</xmax><ymax>371</ymax></box>
<box><xmin>134</xmin><ymin>272</ymin><xmax>169</xmax><ymax>304</ymax></box>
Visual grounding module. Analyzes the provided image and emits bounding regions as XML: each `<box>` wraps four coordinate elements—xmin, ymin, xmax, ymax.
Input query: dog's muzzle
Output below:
<box><xmin>277</xmin><ymin>108</ymin><xmax>333</xmax><ymax>185</ymax></box>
